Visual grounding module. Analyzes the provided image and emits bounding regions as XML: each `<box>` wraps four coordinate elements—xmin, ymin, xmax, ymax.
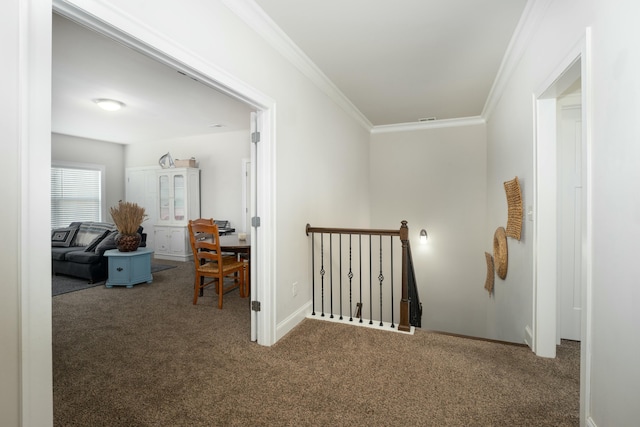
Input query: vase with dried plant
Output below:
<box><xmin>110</xmin><ymin>201</ymin><xmax>147</xmax><ymax>252</ymax></box>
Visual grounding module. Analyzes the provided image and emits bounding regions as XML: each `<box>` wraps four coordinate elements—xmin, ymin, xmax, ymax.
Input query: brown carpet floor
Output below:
<box><xmin>53</xmin><ymin>260</ymin><xmax>579</xmax><ymax>426</ymax></box>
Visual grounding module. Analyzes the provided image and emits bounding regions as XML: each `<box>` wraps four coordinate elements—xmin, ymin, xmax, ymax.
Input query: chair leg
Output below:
<box><xmin>217</xmin><ymin>277</ymin><xmax>224</xmax><ymax>309</ymax></box>
<box><xmin>244</xmin><ymin>262</ymin><xmax>250</xmax><ymax>297</ymax></box>
<box><xmin>193</xmin><ymin>274</ymin><xmax>201</xmax><ymax>305</ymax></box>
<box><xmin>239</xmin><ymin>265</ymin><xmax>246</xmax><ymax>298</ymax></box>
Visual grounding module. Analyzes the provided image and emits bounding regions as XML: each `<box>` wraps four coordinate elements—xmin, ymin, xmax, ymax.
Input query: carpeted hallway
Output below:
<box><xmin>52</xmin><ymin>259</ymin><xmax>579</xmax><ymax>426</ymax></box>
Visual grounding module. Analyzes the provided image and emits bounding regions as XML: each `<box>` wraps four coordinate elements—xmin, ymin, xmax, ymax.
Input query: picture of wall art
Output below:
<box><xmin>493</xmin><ymin>226</ymin><xmax>508</xmax><ymax>280</ymax></box>
<box><xmin>504</xmin><ymin>176</ymin><xmax>523</xmax><ymax>240</ymax></box>
<box><xmin>484</xmin><ymin>251</ymin><xmax>494</xmax><ymax>294</ymax></box>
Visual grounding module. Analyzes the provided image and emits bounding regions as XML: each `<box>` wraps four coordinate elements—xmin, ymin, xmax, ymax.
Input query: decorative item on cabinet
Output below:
<box><xmin>174</xmin><ymin>157</ymin><xmax>197</xmax><ymax>168</ymax></box>
<box><xmin>158</xmin><ymin>152</ymin><xmax>175</xmax><ymax>169</ymax></box>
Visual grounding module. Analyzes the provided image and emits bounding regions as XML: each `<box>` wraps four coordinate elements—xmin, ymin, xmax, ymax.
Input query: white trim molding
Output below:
<box><xmin>222</xmin><ymin>0</ymin><xmax>373</xmax><ymax>132</ymax></box>
<box><xmin>482</xmin><ymin>0</ymin><xmax>554</xmax><ymax>120</ymax></box>
<box><xmin>371</xmin><ymin>116</ymin><xmax>485</xmax><ymax>134</ymax></box>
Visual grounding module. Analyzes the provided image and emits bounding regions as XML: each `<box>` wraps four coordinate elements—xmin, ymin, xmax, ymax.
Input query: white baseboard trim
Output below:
<box><xmin>306</xmin><ymin>313</ymin><xmax>415</xmax><ymax>335</ymax></box>
<box><xmin>524</xmin><ymin>325</ymin><xmax>534</xmax><ymax>350</ymax></box>
<box><xmin>586</xmin><ymin>416</ymin><xmax>597</xmax><ymax>427</ymax></box>
<box><xmin>275</xmin><ymin>300</ymin><xmax>312</xmax><ymax>342</ymax></box>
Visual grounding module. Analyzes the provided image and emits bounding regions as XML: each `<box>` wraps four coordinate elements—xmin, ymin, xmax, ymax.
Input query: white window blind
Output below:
<box><xmin>51</xmin><ymin>166</ymin><xmax>103</xmax><ymax>229</ymax></box>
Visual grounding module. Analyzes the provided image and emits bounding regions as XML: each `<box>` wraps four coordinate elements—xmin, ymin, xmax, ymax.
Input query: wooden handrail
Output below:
<box><xmin>306</xmin><ymin>224</ymin><xmax>401</xmax><ymax>237</ymax></box>
<box><xmin>306</xmin><ymin>221</ymin><xmax>411</xmax><ymax>332</ymax></box>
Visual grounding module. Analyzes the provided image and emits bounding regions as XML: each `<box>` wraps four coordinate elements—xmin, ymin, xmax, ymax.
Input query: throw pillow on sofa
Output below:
<box><xmin>84</xmin><ymin>229</ymin><xmax>111</xmax><ymax>252</ymax></box>
<box><xmin>94</xmin><ymin>230</ymin><xmax>118</xmax><ymax>254</ymax></box>
<box><xmin>73</xmin><ymin>222</ymin><xmax>116</xmax><ymax>247</ymax></box>
<box><xmin>52</xmin><ymin>226</ymin><xmax>79</xmax><ymax>247</ymax></box>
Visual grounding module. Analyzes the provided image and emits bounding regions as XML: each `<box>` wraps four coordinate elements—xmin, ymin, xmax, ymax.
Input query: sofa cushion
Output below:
<box><xmin>64</xmin><ymin>250</ymin><xmax>102</xmax><ymax>264</ymax></box>
<box><xmin>95</xmin><ymin>230</ymin><xmax>118</xmax><ymax>255</ymax></box>
<box><xmin>51</xmin><ymin>227</ymin><xmax>79</xmax><ymax>247</ymax></box>
<box><xmin>51</xmin><ymin>246</ymin><xmax>80</xmax><ymax>261</ymax></box>
<box><xmin>73</xmin><ymin>222</ymin><xmax>116</xmax><ymax>247</ymax></box>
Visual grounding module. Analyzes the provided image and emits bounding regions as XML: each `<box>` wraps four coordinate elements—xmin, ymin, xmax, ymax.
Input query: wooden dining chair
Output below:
<box><xmin>190</xmin><ymin>217</ymin><xmax>214</xmax><ymax>226</ymax></box>
<box><xmin>187</xmin><ymin>221</ymin><xmax>246</xmax><ymax>308</ymax></box>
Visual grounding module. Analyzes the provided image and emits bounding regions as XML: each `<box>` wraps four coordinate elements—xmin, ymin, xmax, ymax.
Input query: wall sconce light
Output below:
<box><xmin>420</xmin><ymin>229</ymin><xmax>428</xmax><ymax>244</ymax></box>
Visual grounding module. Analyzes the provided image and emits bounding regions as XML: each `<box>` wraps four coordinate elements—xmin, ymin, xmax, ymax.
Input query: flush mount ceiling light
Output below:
<box><xmin>93</xmin><ymin>98</ymin><xmax>125</xmax><ymax>111</ymax></box>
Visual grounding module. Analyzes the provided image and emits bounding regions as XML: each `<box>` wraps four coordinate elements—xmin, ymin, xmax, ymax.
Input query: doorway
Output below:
<box><xmin>533</xmin><ymin>30</ymin><xmax>592</xmax><ymax>425</ymax></box>
<box><xmin>557</xmin><ymin>88</ymin><xmax>583</xmax><ymax>342</ymax></box>
<box><xmin>52</xmin><ymin>1</ymin><xmax>276</xmax><ymax>346</ymax></box>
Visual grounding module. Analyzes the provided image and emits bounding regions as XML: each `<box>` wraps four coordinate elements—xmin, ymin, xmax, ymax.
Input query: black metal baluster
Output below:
<box><xmin>339</xmin><ymin>234</ymin><xmax>343</xmax><ymax>320</ymax></box>
<box><xmin>320</xmin><ymin>233</ymin><xmax>325</xmax><ymax>317</ymax></box>
<box><xmin>329</xmin><ymin>233</ymin><xmax>333</xmax><ymax>318</ymax></box>
<box><xmin>390</xmin><ymin>236</ymin><xmax>395</xmax><ymax>328</ymax></box>
<box><xmin>359</xmin><ymin>234</ymin><xmax>363</xmax><ymax>324</ymax></box>
<box><xmin>348</xmin><ymin>234</ymin><xmax>353</xmax><ymax>322</ymax></box>
<box><xmin>379</xmin><ymin>235</ymin><xmax>384</xmax><ymax>327</ymax></box>
<box><xmin>311</xmin><ymin>232</ymin><xmax>315</xmax><ymax>316</ymax></box>
<box><xmin>369</xmin><ymin>235</ymin><xmax>373</xmax><ymax>325</ymax></box>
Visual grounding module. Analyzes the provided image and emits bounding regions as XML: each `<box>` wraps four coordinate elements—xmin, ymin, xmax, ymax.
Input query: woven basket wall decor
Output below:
<box><xmin>504</xmin><ymin>176</ymin><xmax>523</xmax><ymax>240</ymax></box>
<box><xmin>493</xmin><ymin>227</ymin><xmax>508</xmax><ymax>280</ymax></box>
<box><xmin>484</xmin><ymin>252</ymin><xmax>495</xmax><ymax>294</ymax></box>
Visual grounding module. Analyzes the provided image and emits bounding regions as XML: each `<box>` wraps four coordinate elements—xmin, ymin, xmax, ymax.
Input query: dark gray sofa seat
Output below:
<box><xmin>52</xmin><ymin>221</ymin><xmax>145</xmax><ymax>283</ymax></box>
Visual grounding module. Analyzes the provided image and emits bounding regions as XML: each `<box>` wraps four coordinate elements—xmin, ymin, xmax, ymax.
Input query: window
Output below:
<box><xmin>51</xmin><ymin>163</ymin><xmax>105</xmax><ymax>229</ymax></box>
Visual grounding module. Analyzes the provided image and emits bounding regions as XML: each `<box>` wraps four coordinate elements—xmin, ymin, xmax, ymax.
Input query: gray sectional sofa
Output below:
<box><xmin>51</xmin><ymin>221</ymin><xmax>145</xmax><ymax>283</ymax></box>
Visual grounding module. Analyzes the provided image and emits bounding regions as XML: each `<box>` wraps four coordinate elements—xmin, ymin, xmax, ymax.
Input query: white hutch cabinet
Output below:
<box><xmin>154</xmin><ymin>168</ymin><xmax>200</xmax><ymax>261</ymax></box>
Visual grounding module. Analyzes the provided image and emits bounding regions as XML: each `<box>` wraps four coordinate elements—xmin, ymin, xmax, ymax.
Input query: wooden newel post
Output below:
<box><xmin>398</xmin><ymin>220</ymin><xmax>410</xmax><ymax>332</ymax></box>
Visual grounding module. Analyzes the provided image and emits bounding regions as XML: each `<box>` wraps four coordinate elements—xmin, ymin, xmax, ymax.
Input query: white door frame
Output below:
<box><xmin>533</xmin><ymin>29</ymin><xmax>592</xmax><ymax>424</ymax></box>
<box><xmin>51</xmin><ymin>1</ymin><xmax>277</xmax><ymax>347</ymax></box>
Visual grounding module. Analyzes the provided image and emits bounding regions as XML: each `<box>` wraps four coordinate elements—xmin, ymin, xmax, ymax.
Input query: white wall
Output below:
<box><xmin>125</xmin><ymin>130</ymin><xmax>251</xmax><ymax>229</ymax></box>
<box><xmin>590</xmin><ymin>1</ymin><xmax>640</xmax><ymax>425</ymax></box>
<box><xmin>3</xmin><ymin>0</ymin><xmax>52</xmax><ymax>425</ymax></box>
<box><xmin>487</xmin><ymin>0</ymin><xmax>640</xmax><ymax>424</ymax></box>
<box><xmin>52</xmin><ymin>133</ymin><xmax>126</xmax><ymax>219</ymax></box>
<box><xmin>370</xmin><ymin>123</ymin><xmax>488</xmax><ymax>337</ymax></box>
<box><xmin>2</xmin><ymin>2</ymin><xmax>23</xmax><ymax>424</ymax></box>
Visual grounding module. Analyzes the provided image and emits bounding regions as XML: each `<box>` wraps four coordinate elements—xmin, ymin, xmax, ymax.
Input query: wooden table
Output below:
<box><xmin>219</xmin><ymin>234</ymin><xmax>251</xmax><ymax>294</ymax></box>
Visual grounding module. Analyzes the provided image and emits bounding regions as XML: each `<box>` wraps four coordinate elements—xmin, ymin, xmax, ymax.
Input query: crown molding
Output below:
<box><xmin>482</xmin><ymin>0</ymin><xmax>554</xmax><ymax>120</ymax></box>
<box><xmin>222</xmin><ymin>0</ymin><xmax>373</xmax><ymax>131</ymax></box>
<box><xmin>371</xmin><ymin>116</ymin><xmax>485</xmax><ymax>134</ymax></box>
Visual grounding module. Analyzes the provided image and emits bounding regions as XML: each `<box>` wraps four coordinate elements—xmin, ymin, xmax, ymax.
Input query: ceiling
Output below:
<box><xmin>52</xmin><ymin>14</ymin><xmax>255</xmax><ymax>145</ymax></box>
<box><xmin>52</xmin><ymin>1</ymin><xmax>528</xmax><ymax>144</ymax></box>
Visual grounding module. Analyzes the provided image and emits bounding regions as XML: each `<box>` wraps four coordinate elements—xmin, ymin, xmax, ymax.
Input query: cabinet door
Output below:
<box><xmin>155</xmin><ymin>228</ymin><xmax>169</xmax><ymax>253</ymax></box>
<box><xmin>158</xmin><ymin>174</ymin><xmax>171</xmax><ymax>221</ymax></box>
<box><xmin>173</xmin><ymin>173</ymin><xmax>185</xmax><ymax>221</ymax></box>
<box><xmin>169</xmin><ymin>227</ymin><xmax>186</xmax><ymax>255</ymax></box>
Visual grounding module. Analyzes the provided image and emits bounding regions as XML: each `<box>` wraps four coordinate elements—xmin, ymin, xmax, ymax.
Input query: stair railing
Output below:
<box><xmin>306</xmin><ymin>220</ymin><xmax>417</xmax><ymax>332</ymax></box>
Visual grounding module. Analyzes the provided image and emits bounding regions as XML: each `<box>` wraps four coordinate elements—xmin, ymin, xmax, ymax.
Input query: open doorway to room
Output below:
<box><xmin>51</xmin><ymin>3</ymin><xmax>275</xmax><ymax>345</ymax></box>
<box><xmin>533</xmin><ymin>31</ymin><xmax>593</xmax><ymax>425</ymax></box>
<box><xmin>534</xmin><ymin>56</ymin><xmax>587</xmax><ymax>356</ymax></box>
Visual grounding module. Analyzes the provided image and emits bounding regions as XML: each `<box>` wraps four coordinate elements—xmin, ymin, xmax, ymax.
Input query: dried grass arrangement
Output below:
<box><xmin>110</xmin><ymin>201</ymin><xmax>147</xmax><ymax>235</ymax></box>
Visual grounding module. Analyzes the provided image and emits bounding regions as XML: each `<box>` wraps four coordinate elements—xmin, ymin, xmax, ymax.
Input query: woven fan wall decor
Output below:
<box><xmin>484</xmin><ymin>252</ymin><xmax>494</xmax><ymax>294</ymax></box>
<box><xmin>493</xmin><ymin>227</ymin><xmax>508</xmax><ymax>280</ymax></box>
<box><xmin>504</xmin><ymin>176</ymin><xmax>523</xmax><ymax>240</ymax></box>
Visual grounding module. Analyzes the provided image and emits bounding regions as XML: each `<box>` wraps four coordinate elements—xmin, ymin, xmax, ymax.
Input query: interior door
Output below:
<box><xmin>243</xmin><ymin>159</ymin><xmax>252</xmax><ymax>234</ymax></box>
<box><xmin>250</xmin><ymin>111</ymin><xmax>259</xmax><ymax>342</ymax></box>
<box><xmin>558</xmin><ymin>102</ymin><xmax>583</xmax><ymax>341</ymax></box>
